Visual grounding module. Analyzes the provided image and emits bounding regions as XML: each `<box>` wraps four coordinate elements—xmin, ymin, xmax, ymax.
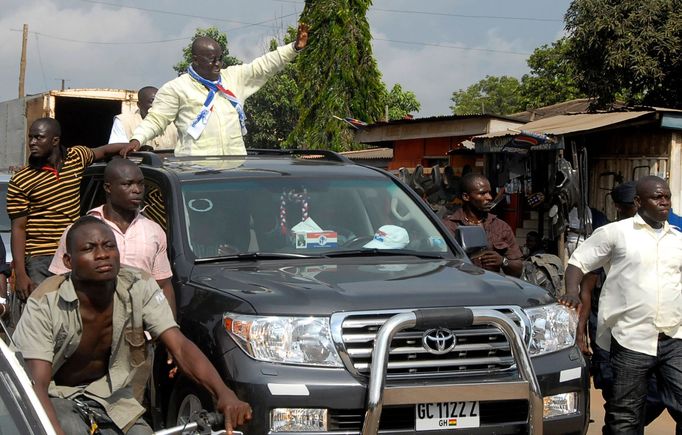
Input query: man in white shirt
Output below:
<box><xmin>122</xmin><ymin>23</ymin><xmax>308</xmax><ymax>157</ymax></box>
<box><xmin>109</xmin><ymin>86</ymin><xmax>177</xmax><ymax>150</ymax></box>
<box><xmin>560</xmin><ymin>176</ymin><xmax>682</xmax><ymax>433</ymax></box>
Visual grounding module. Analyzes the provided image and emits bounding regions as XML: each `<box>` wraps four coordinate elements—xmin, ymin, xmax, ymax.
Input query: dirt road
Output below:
<box><xmin>587</xmin><ymin>382</ymin><xmax>676</xmax><ymax>434</ymax></box>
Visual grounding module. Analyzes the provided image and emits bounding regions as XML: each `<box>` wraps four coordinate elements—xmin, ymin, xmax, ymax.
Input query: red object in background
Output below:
<box><xmin>499</xmin><ymin>193</ymin><xmax>524</xmax><ymax>235</ymax></box>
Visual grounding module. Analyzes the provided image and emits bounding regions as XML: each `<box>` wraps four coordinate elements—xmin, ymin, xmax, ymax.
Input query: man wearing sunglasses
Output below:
<box><xmin>122</xmin><ymin>23</ymin><xmax>309</xmax><ymax>157</ymax></box>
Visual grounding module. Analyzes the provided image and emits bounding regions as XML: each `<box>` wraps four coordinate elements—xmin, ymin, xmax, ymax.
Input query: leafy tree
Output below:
<box><xmin>173</xmin><ymin>26</ymin><xmax>241</xmax><ymax>76</ymax></box>
<box><xmin>244</xmin><ymin>29</ymin><xmax>299</xmax><ymax>149</ymax></box>
<box><xmin>520</xmin><ymin>38</ymin><xmax>586</xmax><ymax>109</ymax></box>
<box><xmin>382</xmin><ymin>83</ymin><xmax>421</xmax><ymax>120</ymax></box>
<box><xmin>450</xmin><ymin>76</ymin><xmax>524</xmax><ymax>115</ymax></box>
<box><xmin>289</xmin><ymin>0</ymin><xmax>386</xmax><ymax>151</ymax></box>
<box><xmin>565</xmin><ymin>0</ymin><xmax>682</xmax><ymax>108</ymax></box>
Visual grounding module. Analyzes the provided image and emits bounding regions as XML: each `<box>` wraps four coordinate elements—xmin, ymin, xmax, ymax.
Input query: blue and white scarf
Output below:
<box><xmin>186</xmin><ymin>65</ymin><xmax>247</xmax><ymax>140</ymax></box>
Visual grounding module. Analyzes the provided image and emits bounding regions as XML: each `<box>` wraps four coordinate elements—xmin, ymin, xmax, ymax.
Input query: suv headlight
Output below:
<box><xmin>224</xmin><ymin>314</ymin><xmax>343</xmax><ymax>367</ymax></box>
<box><xmin>524</xmin><ymin>303</ymin><xmax>578</xmax><ymax>356</ymax></box>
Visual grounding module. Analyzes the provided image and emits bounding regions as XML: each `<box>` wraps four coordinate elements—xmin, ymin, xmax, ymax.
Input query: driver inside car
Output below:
<box><xmin>13</xmin><ymin>216</ymin><xmax>251</xmax><ymax>435</ymax></box>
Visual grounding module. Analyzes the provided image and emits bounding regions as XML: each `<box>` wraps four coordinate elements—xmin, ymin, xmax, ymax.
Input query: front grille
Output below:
<box><xmin>336</xmin><ymin>308</ymin><xmax>527</xmax><ymax>379</ymax></box>
<box><xmin>328</xmin><ymin>400</ymin><xmax>529</xmax><ymax>431</ymax></box>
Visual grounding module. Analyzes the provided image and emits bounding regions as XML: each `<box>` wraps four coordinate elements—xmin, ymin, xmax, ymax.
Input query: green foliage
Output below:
<box><xmin>288</xmin><ymin>0</ymin><xmax>385</xmax><ymax>151</ymax></box>
<box><xmin>173</xmin><ymin>26</ymin><xmax>241</xmax><ymax>76</ymax></box>
<box><xmin>450</xmin><ymin>76</ymin><xmax>524</xmax><ymax>115</ymax></box>
<box><xmin>520</xmin><ymin>38</ymin><xmax>586</xmax><ymax>110</ymax></box>
<box><xmin>565</xmin><ymin>0</ymin><xmax>682</xmax><ymax>108</ymax></box>
<box><xmin>382</xmin><ymin>83</ymin><xmax>421</xmax><ymax>120</ymax></box>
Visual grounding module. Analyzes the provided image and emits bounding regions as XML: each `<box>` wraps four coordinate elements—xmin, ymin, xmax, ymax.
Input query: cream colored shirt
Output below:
<box><xmin>132</xmin><ymin>43</ymin><xmax>298</xmax><ymax>156</ymax></box>
<box><xmin>109</xmin><ymin>110</ymin><xmax>178</xmax><ymax>150</ymax></box>
<box><xmin>568</xmin><ymin>214</ymin><xmax>682</xmax><ymax>356</ymax></box>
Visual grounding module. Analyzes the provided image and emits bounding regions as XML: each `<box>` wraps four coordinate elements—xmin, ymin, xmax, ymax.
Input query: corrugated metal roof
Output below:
<box><xmin>361</xmin><ymin>113</ymin><xmax>522</xmax><ymax>127</ymax></box>
<box><xmin>340</xmin><ymin>147</ymin><xmax>393</xmax><ymax>159</ymax></box>
<box><xmin>508</xmin><ymin>98</ymin><xmax>619</xmax><ymax>122</ymax></box>
<box><xmin>476</xmin><ymin>111</ymin><xmax>655</xmax><ymax>139</ymax></box>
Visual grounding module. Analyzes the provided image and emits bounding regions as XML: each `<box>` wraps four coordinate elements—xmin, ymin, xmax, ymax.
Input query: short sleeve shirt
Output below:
<box><xmin>6</xmin><ymin>146</ymin><xmax>95</xmax><ymax>256</ymax></box>
<box><xmin>569</xmin><ymin>215</ymin><xmax>682</xmax><ymax>355</ymax></box>
<box><xmin>12</xmin><ymin>267</ymin><xmax>177</xmax><ymax>429</ymax></box>
<box><xmin>49</xmin><ymin>205</ymin><xmax>172</xmax><ymax>281</ymax></box>
<box><xmin>443</xmin><ymin>208</ymin><xmax>523</xmax><ymax>263</ymax></box>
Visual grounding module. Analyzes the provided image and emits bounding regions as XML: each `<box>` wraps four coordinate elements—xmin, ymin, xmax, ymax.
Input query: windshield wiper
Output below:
<box><xmin>323</xmin><ymin>249</ymin><xmax>444</xmax><ymax>259</ymax></box>
<box><xmin>195</xmin><ymin>252</ymin><xmax>323</xmax><ymax>264</ymax></box>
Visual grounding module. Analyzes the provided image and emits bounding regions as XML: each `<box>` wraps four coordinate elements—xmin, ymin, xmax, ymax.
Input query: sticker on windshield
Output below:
<box><xmin>295</xmin><ymin>231</ymin><xmax>338</xmax><ymax>248</ymax></box>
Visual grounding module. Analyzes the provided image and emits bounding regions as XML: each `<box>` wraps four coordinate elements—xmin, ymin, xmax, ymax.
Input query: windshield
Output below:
<box><xmin>181</xmin><ymin>177</ymin><xmax>456</xmax><ymax>259</ymax></box>
<box><xmin>0</xmin><ymin>182</ymin><xmax>9</xmax><ymax>232</ymax></box>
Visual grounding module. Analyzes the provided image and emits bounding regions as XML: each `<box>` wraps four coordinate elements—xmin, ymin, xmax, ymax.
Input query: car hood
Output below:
<box><xmin>189</xmin><ymin>257</ymin><xmax>553</xmax><ymax>316</ymax></box>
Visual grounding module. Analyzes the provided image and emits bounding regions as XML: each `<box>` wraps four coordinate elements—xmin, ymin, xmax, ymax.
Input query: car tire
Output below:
<box><xmin>165</xmin><ymin>380</ymin><xmax>213</xmax><ymax>428</ymax></box>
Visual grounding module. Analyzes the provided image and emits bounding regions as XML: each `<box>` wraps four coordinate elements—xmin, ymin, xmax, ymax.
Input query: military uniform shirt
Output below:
<box><xmin>12</xmin><ymin>267</ymin><xmax>177</xmax><ymax>430</ymax></box>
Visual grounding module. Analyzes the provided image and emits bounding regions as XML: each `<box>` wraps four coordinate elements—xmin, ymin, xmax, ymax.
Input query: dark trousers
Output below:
<box><xmin>606</xmin><ymin>336</ymin><xmax>682</xmax><ymax>435</ymax></box>
<box><xmin>591</xmin><ymin>343</ymin><xmax>665</xmax><ymax>429</ymax></box>
<box><xmin>25</xmin><ymin>254</ymin><xmax>54</xmax><ymax>286</ymax></box>
<box><xmin>51</xmin><ymin>397</ymin><xmax>152</xmax><ymax>435</ymax></box>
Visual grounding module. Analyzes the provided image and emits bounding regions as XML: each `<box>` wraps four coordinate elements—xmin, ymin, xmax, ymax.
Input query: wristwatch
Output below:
<box><xmin>502</xmin><ymin>257</ymin><xmax>510</xmax><ymax>268</ymax></box>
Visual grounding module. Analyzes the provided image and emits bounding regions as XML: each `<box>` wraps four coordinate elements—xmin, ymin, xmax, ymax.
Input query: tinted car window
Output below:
<box><xmin>181</xmin><ymin>177</ymin><xmax>452</xmax><ymax>258</ymax></box>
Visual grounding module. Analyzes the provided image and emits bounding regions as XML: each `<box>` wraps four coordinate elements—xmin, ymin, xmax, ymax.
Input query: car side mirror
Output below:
<box><xmin>455</xmin><ymin>226</ymin><xmax>488</xmax><ymax>257</ymax></box>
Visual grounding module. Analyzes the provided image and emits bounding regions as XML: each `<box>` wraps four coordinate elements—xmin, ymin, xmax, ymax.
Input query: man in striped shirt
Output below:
<box><xmin>7</xmin><ymin>118</ymin><xmax>129</xmax><ymax>300</ymax></box>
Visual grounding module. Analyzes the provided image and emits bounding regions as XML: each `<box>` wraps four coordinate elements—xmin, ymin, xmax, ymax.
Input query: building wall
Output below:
<box><xmin>671</xmin><ymin>132</ymin><xmax>682</xmax><ymax>212</ymax></box>
<box><xmin>586</xmin><ymin>127</ymin><xmax>673</xmax><ymax>219</ymax></box>
<box><xmin>390</xmin><ymin>136</ymin><xmax>469</xmax><ymax>170</ymax></box>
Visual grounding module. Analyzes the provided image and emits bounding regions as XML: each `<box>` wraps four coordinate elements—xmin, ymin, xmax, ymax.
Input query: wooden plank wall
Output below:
<box><xmin>586</xmin><ymin>127</ymin><xmax>672</xmax><ymax>220</ymax></box>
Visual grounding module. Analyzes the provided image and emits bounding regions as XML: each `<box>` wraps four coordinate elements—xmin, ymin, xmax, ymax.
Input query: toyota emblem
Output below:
<box><xmin>422</xmin><ymin>328</ymin><xmax>457</xmax><ymax>355</ymax></box>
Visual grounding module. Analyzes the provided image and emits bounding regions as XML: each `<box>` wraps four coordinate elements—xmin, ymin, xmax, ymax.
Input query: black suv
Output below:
<box><xmin>80</xmin><ymin>150</ymin><xmax>588</xmax><ymax>435</ymax></box>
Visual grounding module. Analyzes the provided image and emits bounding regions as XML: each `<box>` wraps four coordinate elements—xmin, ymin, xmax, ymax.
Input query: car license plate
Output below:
<box><xmin>415</xmin><ymin>402</ymin><xmax>480</xmax><ymax>430</ymax></box>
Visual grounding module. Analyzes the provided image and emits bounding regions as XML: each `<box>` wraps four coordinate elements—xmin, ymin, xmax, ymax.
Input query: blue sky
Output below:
<box><xmin>0</xmin><ymin>0</ymin><xmax>572</xmax><ymax>118</ymax></box>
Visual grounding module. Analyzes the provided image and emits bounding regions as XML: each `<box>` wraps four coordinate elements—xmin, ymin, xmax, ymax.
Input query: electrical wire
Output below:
<box><xmin>10</xmin><ymin>29</ymin><xmax>189</xmax><ymax>46</ymax></box>
<box><xmin>10</xmin><ymin>4</ymin><xmax>299</xmax><ymax>47</ymax></box>
<box><xmin>80</xmin><ymin>0</ymin><xmax>292</xmax><ymax>28</ymax></box>
<box><xmin>33</xmin><ymin>33</ymin><xmax>49</xmax><ymax>91</ymax></box>
<box><xmin>272</xmin><ymin>0</ymin><xmax>562</xmax><ymax>22</ymax></box>
<box><xmin>372</xmin><ymin>7</ymin><xmax>562</xmax><ymax>22</ymax></box>
<box><xmin>373</xmin><ymin>38</ymin><xmax>532</xmax><ymax>56</ymax></box>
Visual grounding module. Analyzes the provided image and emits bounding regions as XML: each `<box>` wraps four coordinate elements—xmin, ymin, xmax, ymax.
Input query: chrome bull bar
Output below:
<box><xmin>361</xmin><ymin>308</ymin><xmax>543</xmax><ymax>435</ymax></box>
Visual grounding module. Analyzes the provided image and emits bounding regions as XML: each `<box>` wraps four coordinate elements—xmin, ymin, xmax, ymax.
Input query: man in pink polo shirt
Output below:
<box><xmin>49</xmin><ymin>158</ymin><xmax>175</xmax><ymax>315</ymax></box>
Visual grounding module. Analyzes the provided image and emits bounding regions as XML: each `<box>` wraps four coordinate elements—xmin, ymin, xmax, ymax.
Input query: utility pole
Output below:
<box><xmin>18</xmin><ymin>24</ymin><xmax>28</xmax><ymax>98</ymax></box>
<box><xmin>54</xmin><ymin>79</ymin><xmax>70</xmax><ymax>91</ymax></box>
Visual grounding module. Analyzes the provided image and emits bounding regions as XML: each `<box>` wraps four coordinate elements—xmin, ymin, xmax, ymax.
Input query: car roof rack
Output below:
<box><xmin>127</xmin><ymin>151</ymin><xmax>170</xmax><ymax>168</ymax></box>
<box><xmin>127</xmin><ymin>148</ymin><xmax>353</xmax><ymax>167</ymax></box>
<box><xmin>245</xmin><ymin>148</ymin><xmax>353</xmax><ymax>164</ymax></box>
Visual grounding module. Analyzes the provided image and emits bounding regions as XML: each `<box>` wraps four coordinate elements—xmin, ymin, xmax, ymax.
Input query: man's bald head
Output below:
<box><xmin>137</xmin><ymin>86</ymin><xmax>158</xmax><ymax>118</ymax></box>
<box><xmin>634</xmin><ymin>175</ymin><xmax>671</xmax><ymax>227</ymax></box>
<box><xmin>191</xmin><ymin>37</ymin><xmax>221</xmax><ymax>55</ymax></box>
<box><xmin>32</xmin><ymin>117</ymin><xmax>62</xmax><ymax>138</ymax></box>
<box><xmin>635</xmin><ymin>175</ymin><xmax>668</xmax><ymax>197</ymax></box>
<box><xmin>137</xmin><ymin>86</ymin><xmax>157</xmax><ymax>101</ymax></box>
<box><xmin>104</xmin><ymin>157</ymin><xmax>141</xmax><ymax>183</ymax></box>
<box><xmin>190</xmin><ymin>37</ymin><xmax>223</xmax><ymax>81</ymax></box>
<box><xmin>461</xmin><ymin>172</ymin><xmax>490</xmax><ymax>196</ymax></box>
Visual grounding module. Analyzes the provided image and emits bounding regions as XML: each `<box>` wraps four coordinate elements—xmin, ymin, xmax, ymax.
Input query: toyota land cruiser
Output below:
<box><xmin>80</xmin><ymin>150</ymin><xmax>589</xmax><ymax>434</ymax></box>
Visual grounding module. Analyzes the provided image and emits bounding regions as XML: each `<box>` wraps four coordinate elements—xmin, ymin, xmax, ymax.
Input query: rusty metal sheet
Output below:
<box><xmin>476</xmin><ymin>111</ymin><xmax>655</xmax><ymax>139</ymax></box>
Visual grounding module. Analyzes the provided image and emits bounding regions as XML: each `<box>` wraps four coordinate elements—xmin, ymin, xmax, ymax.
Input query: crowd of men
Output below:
<box><xmin>441</xmin><ymin>172</ymin><xmax>681</xmax><ymax>434</ymax></box>
<box><xmin>0</xmin><ymin>24</ymin><xmax>310</xmax><ymax>434</ymax></box>
<box><xmin>1</xmin><ymin>20</ymin><xmax>681</xmax><ymax>434</ymax></box>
